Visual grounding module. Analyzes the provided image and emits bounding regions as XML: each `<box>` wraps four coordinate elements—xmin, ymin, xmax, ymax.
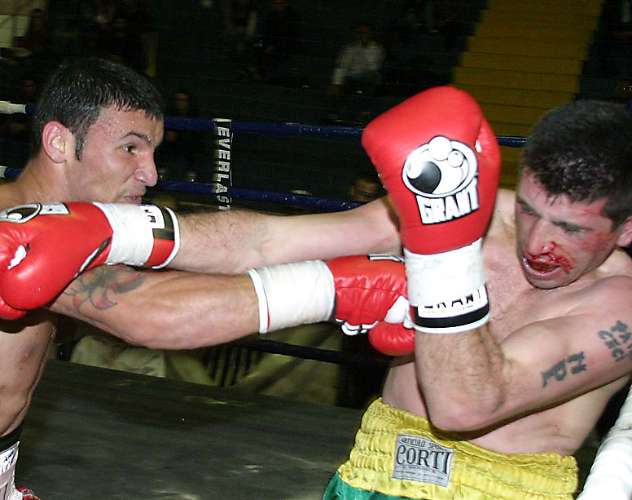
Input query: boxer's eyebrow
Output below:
<box><xmin>516</xmin><ymin>197</ymin><xmax>538</xmax><ymax>216</ymax></box>
<box><xmin>122</xmin><ymin>131</ymin><xmax>152</xmax><ymax>144</ymax></box>
<box><xmin>552</xmin><ymin>220</ymin><xmax>589</xmax><ymax>234</ymax></box>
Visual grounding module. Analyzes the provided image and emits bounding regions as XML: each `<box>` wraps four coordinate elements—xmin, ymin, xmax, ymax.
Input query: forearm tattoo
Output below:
<box><xmin>63</xmin><ymin>267</ymin><xmax>145</xmax><ymax>311</ymax></box>
<box><xmin>598</xmin><ymin>320</ymin><xmax>632</xmax><ymax>362</ymax></box>
<box><xmin>541</xmin><ymin>352</ymin><xmax>587</xmax><ymax>388</ymax></box>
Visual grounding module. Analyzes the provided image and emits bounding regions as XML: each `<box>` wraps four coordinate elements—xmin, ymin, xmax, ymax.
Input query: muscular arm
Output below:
<box><xmin>416</xmin><ymin>278</ymin><xmax>632</xmax><ymax>432</ymax></box>
<box><xmin>172</xmin><ymin>197</ymin><xmax>400</xmax><ymax>273</ymax></box>
<box><xmin>46</xmin><ymin>197</ymin><xmax>398</xmax><ymax>345</ymax></box>
<box><xmin>50</xmin><ymin>266</ymin><xmax>260</xmax><ymax>349</ymax></box>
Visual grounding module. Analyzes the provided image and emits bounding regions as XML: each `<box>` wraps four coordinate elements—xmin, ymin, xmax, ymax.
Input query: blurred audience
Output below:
<box><xmin>329</xmin><ymin>22</ymin><xmax>385</xmax><ymax>98</ymax></box>
<box><xmin>119</xmin><ymin>0</ymin><xmax>158</xmax><ymax>75</ymax></box>
<box><xmin>251</xmin><ymin>0</ymin><xmax>300</xmax><ymax>83</ymax></box>
<box><xmin>402</xmin><ymin>0</ymin><xmax>436</xmax><ymax>34</ymax></box>
<box><xmin>2</xmin><ymin>8</ymin><xmax>55</xmax><ymax>76</ymax></box>
<box><xmin>348</xmin><ymin>175</ymin><xmax>383</xmax><ymax>203</ymax></box>
<box><xmin>79</xmin><ymin>0</ymin><xmax>118</xmax><ymax>53</ymax></box>
<box><xmin>382</xmin><ymin>0</ymin><xmax>446</xmax><ymax>97</ymax></box>
<box><xmin>155</xmin><ymin>89</ymin><xmax>207</xmax><ymax>182</ymax></box>
<box><xmin>13</xmin><ymin>8</ymin><xmax>51</xmax><ymax>61</ymax></box>
<box><xmin>78</xmin><ymin>0</ymin><xmax>156</xmax><ymax>75</ymax></box>
<box><xmin>327</xmin><ymin>22</ymin><xmax>385</xmax><ymax>124</ymax></box>
<box><xmin>96</xmin><ymin>14</ymin><xmax>147</xmax><ymax>73</ymax></box>
<box><xmin>223</xmin><ymin>0</ymin><xmax>259</xmax><ymax>58</ymax></box>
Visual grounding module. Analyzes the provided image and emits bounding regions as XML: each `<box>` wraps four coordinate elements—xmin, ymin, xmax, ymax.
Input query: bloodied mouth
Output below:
<box><xmin>525</xmin><ymin>252</ymin><xmax>572</xmax><ymax>274</ymax></box>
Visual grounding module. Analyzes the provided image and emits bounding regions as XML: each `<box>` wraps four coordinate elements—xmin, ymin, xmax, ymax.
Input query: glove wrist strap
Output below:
<box><xmin>248</xmin><ymin>261</ymin><xmax>334</xmax><ymax>334</ymax></box>
<box><xmin>94</xmin><ymin>203</ymin><xmax>180</xmax><ymax>268</ymax></box>
<box><xmin>405</xmin><ymin>239</ymin><xmax>489</xmax><ymax>334</ymax></box>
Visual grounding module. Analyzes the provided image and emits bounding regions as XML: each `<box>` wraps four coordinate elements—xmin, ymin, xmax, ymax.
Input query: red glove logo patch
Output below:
<box><xmin>0</xmin><ymin>203</ymin><xmax>70</xmax><ymax>224</ymax></box>
<box><xmin>0</xmin><ymin>204</ymin><xmax>43</xmax><ymax>224</ymax></box>
<box><xmin>402</xmin><ymin>135</ymin><xmax>479</xmax><ymax>225</ymax></box>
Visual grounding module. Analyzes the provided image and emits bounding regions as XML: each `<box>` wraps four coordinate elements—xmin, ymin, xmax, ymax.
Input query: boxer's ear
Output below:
<box><xmin>41</xmin><ymin>121</ymin><xmax>70</xmax><ymax>163</ymax></box>
<box><xmin>616</xmin><ymin>215</ymin><xmax>632</xmax><ymax>248</ymax></box>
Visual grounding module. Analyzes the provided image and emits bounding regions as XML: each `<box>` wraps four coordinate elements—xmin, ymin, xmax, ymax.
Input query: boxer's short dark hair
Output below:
<box><xmin>31</xmin><ymin>57</ymin><xmax>164</xmax><ymax>159</ymax></box>
<box><xmin>521</xmin><ymin>99</ymin><xmax>632</xmax><ymax>227</ymax></box>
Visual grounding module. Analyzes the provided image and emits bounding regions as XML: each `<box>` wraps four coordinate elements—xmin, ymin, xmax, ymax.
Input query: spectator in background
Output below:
<box><xmin>79</xmin><ymin>0</ymin><xmax>119</xmax><ymax>55</ymax></box>
<box><xmin>327</xmin><ymin>22</ymin><xmax>385</xmax><ymax>125</ymax></box>
<box><xmin>349</xmin><ymin>175</ymin><xmax>383</xmax><ymax>204</ymax></box>
<box><xmin>155</xmin><ymin>89</ymin><xmax>206</xmax><ymax>182</ymax></box>
<box><xmin>118</xmin><ymin>0</ymin><xmax>157</xmax><ymax>75</ymax></box>
<box><xmin>402</xmin><ymin>0</ymin><xmax>436</xmax><ymax>34</ymax></box>
<box><xmin>330</xmin><ymin>22</ymin><xmax>385</xmax><ymax>98</ymax></box>
<box><xmin>223</xmin><ymin>0</ymin><xmax>259</xmax><ymax>59</ymax></box>
<box><xmin>381</xmin><ymin>0</ymin><xmax>445</xmax><ymax>97</ymax></box>
<box><xmin>79</xmin><ymin>0</ymin><xmax>155</xmax><ymax>75</ymax></box>
<box><xmin>97</xmin><ymin>14</ymin><xmax>147</xmax><ymax>73</ymax></box>
<box><xmin>15</xmin><ymin>8</ymin><xmax>50</xmax><ymax>52</ymax></box>
<box><xmin>252</xmin><ymin>0</ymin><xmax>299</xmax><ymax>83</ymax></box>
<box><xmin>6</xmin><ymin>7</ymin><xmax>54</xmax><ymax>74</ymax></box>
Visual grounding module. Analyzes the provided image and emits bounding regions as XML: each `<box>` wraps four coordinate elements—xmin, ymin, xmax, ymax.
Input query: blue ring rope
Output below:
<box><xmin>1</xmin><ymin>105</ymin><xmax>526</xmax><ymax>212</ymax></box>
<box><xmin>164</xmin><ymin>116</ymin><xmax>526</xmax><ymax>147</ymax></box>
<box><xmin>0</xmin><ymin>167</ymin><xmax>361</xmax><ymax>212</ymax></box>
<box><xmin>5</xmin><ymin>107</ymin><xmax>525</xmax><ymax>146</ymax></box>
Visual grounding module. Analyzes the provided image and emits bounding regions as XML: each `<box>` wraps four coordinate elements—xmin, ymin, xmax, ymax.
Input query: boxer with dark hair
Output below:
<box><xmin>0</xmin><ymin>56</ymin><xmax>402</xmax><ymax>498</ymax></box>
<box><xmin>322</xmin><ymin>91</ymin><xmax>632</xmax><ymax>499</ymax></box>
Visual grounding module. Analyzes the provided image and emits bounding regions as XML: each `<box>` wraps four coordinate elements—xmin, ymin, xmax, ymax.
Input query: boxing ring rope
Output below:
<box><xmin>0</xmin><ymin>167</ymin><xmax>363</xmax><ymax>213</ymax></box>
<box><xmin>0</xmin><ymin>99</ymin><xmax>623</xmax><ymax>496</ymax></box>
<box><xmin>578</xmin><ymin>384</ymin><xmax>632</xmax><ymax>499</ymax></box>
<box><xmin>0</xmin><ymin>99</ymin><xmax>528</xmax><ymax>146</ymax></box>
<box><xmin>0</xmin><ymin>100</ymin><xmax>526</xmax><ymax>214</ymax></box>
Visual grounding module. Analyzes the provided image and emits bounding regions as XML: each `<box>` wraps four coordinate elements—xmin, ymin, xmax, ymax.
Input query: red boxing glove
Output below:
<box><xmin>0</xmin><ymin>295</ymin><xmax>26</xmax><ymax>320</ymax></box>
<box><xmin>362</xmin><ymin>86</ymin><xmax>501</xmax><ymax>333</ymax></box>
<box><xmin>248</xmin><ymin>255</ymin><xmax>411</xmax><ymax>347</ymax></box>
<box><xmin>328</xmin><ymin>255</ymin><xmax>408</xmax><ymax>336</ymax></box>
<box><xmin>0</xmin><ymin>202</ymin><xmax>180</xmax><ymax>316</ymax></box>
<box><xmin>369</xmin><ymin>322</ymin><xmax>414</xmax><ymax>357</ymax></box>
<box><xmin>331</xmin><ymin>255</ymin><xmax>415</xmax><ymax>357</ymax></box>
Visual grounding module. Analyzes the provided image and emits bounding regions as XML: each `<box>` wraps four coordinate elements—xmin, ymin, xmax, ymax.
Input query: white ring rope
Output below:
<box><xmin>578</xmin><ymin>384</ymin><xmax>632</xmax><ymax>499</ymax></box>
<box><xmin>0</xmin><ymin>101</ymin><xmax>26</xmax><ymax>115</ymax></box>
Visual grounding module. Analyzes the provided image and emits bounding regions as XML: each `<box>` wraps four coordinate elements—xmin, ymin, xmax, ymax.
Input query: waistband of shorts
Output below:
<box><xmin>337</xmin><ymin>399</ymin><xmax>577</xmax><ymax>500</ymax></box>
<box><xmin>0</xmin><ymin>426</ymin><xmax>21</xmax><ymax>453</ymax></box>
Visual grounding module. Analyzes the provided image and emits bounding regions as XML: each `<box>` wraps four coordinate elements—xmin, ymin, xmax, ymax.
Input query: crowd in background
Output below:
<box><xmin>2</xmin><ymin>0</ymin><xmax>630</xmax><ymax>196</ymax></box>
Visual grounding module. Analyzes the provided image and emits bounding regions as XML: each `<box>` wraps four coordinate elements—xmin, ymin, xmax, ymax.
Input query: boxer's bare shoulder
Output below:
<box><xmin>486</xmin><ymin>188</ymin><xmax>516</xmax><ymax>241</ymax></box>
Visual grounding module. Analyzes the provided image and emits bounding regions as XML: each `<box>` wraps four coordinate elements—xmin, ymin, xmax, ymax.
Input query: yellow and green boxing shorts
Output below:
<box><xmin>324</xmin><ymin>399</ymin><xmax>577</xmax><ymax>499</ymax></box>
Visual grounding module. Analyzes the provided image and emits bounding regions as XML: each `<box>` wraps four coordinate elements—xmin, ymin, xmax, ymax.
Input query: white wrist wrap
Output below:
<box><xmin>405</xmin><ymin>238</ymin><xmax>489</xmax><ymax>334</ymax></box>
<box><xmin>578</xmin><ymin>386</ymin><xmax>632</xmax><ymax>499</ymax></box>
<box><xmin>247</xmin><ymin>260</ymin><xmax>335</xmax><ymax>334</ymax></box>
<box><xmin>94</xmin><ymin>203</ymin><xmax>178</xmax><ymax>268</ymax></box>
